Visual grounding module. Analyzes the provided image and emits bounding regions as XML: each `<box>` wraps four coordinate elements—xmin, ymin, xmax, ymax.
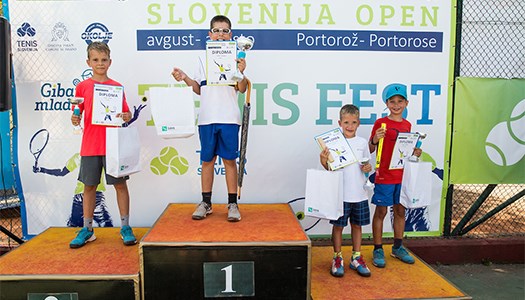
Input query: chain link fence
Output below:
<box><xmin>450</xmin><ymin>0</ymin><xmax>525</xmax><ymax>237</ymax></box>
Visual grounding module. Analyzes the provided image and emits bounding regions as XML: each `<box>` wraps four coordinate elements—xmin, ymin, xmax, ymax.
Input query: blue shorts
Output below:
<box><xmin>199</xmin><ymin>124</ymin><xmax>240</xmax><ymax>162</ymax></box>
<box><xmin>330</xmin><ymin>200</ymin><xmax>370</xmax><ymax>227</ymax></box>
<box><xmin>372</xmin><ymin>183</ymin><xmax>401</xmax><ymax>207</ymax></box>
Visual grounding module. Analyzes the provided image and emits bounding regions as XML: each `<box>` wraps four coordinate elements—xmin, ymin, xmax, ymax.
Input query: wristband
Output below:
<box><xmin>370</xmin><ymin>139</ymin><xmax>378</xmax><ymax>146</ymax></box>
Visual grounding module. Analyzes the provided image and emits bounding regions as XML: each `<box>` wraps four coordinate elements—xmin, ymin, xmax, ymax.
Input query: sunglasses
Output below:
<box><xmin>210</xmin><ymin>28</ymin><xmax>231</xmax><ymax>34</ymax></box>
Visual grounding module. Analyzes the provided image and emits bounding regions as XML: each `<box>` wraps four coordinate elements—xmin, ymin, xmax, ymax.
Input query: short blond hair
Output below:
<box><xmin>87</xmin><ymin>42</ymin><xmax>110</xmax><ymax>58</ymax></box>
<box><xmin>339</xmin><ymin>104</ymin><xmax>359</xmax><ymax>120</ymax></box>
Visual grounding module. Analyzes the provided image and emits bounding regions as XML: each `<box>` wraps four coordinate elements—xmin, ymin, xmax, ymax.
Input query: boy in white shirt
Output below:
<box><xmin>320</xmin><ymin>104</ymin><xmax>372</xmax><ymax>277</ymax></box>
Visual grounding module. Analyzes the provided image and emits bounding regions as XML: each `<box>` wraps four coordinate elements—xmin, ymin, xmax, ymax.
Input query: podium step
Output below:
<box><xmin>140</xmin><ymin>203</ymin><xmax>311</xmax><ymax>299</ymax></box>
<box><xmin>311</xmin><ymin>246</ymin><xmax>471</xmax><ymax>299</ymax></box>
<box><xmin>0</xmin><ymin>227</ymin><xmax>148</xmax><ymax>300</ymax></box>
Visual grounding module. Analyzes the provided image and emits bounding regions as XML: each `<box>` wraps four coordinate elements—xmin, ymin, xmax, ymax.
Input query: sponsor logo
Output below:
<box><xmin>46</xmin><ymin>22</ymin><xmax>77</xmax><ymax>52</ymax></box>
<box><xmin>15</xmin><ymin>22</ymin><xmax>38</xmax><ymax>52</ymax></box>
<box><xmin>150</xmin><ymin>146</ymin><xmax>190</xmax><ymax>175</ymax></box>
<box><xmin>81</xmin><ymin>22</ymin><xmax>113</xmax><ymax>45</ymax></box>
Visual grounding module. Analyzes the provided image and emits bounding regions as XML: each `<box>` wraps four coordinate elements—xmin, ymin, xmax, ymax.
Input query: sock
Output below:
<box><xmin>202</xmin><ymin>192</ymin><xmax>212</xmax><ymax>206</ymax></box>
<box><xmin>374</xmin><ymin>244</ymin><xmax>383</xmax><ymax>251</ymax></box>
<box><xmin>352</xmin><ymin>251</ymin><xmax>361</xmax><ymax>259</ymax></box>
<box><xmin>84</xmin><ymin>217</ymin><xmax>93</xmax><ymax>231</ymax></box>
<box><xmin>228</xmin><ymin>193</ymin><xmax>237</xmax><ymax>204</ymax></box>
<box><xmin>393</xmin><ymin>238</ymin><xmax>403</xmax><ymax>249</ymax></box>
<box><xmin>333</xmin><ymin>251</ymin><xmax>342</xmax><ymax>258</ymax></box>
<box><xmin>121</xmin><ymin>215</ymin><xmax>129</xmax><ymax>227</ymax></box>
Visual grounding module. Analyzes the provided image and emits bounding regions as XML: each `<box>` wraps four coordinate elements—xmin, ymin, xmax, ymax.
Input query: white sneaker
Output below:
<box><xmin>227</xmin><ymin>203</ymin><xmax>241</xmax><ymax>222</ymax></box>
<box><xmin>192</xmin><ymin>202</ymin><xmax>212</xmax><ymax>220</ymax></box>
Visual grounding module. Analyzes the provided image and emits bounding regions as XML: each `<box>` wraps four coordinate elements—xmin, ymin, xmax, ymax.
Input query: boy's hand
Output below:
<box><xmin>117</xmin><ymin>112</ymin><xmax>132</xmax><ymax>123</ymax></box>
<box><xmin>372</xmin><ymin>127</ymin><xmax>386</xmax><ymax>144</ymax></box>
<box><xmin>361</xmin><ymin>162</ymin><xmax>372</xmax><ymax>173</ymax></box>
<box><xmin>172</xmin><ymin>67</ymin><xmax>187</xmax><ymax>81</ymax></box>
<box><xmin>412</xmin><ymin>147</ymin><xmax>422</xmax><ymax>157</ymax></box>
<box><xmin>236</xmin><ymin>58</ymin><xmax>246</xmax><ymax>74</ymax></box>
<box><xmin>320</xmin><ymin>147</ymin><xmax>330</xmax><ymax>166</ymax></box>
<box><xmin>71</xmin><ymin>114</ymin><xmax>81</xmax><ymax>126</ymax></box>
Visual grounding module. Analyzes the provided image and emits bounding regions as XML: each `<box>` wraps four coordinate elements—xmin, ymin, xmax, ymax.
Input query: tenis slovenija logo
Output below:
<box><xmin>16</xmin><ymin>22</ymin><xmax>38</xmax><ymax>52</ymax></box>
<box><xmin>81</xmin><ymin>23</ymin><xmax>113</xmax><ymax>45</ymax></box>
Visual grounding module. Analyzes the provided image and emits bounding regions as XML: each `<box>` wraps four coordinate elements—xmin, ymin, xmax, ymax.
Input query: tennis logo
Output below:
<box><xmin>485</xmin><ymin>99</ymin><xmax>525</xmax><ymax>166</ymax></box>
<box><xmin>150</xmin><ymin>146</ymin><xmax>189</xmax><ymax>175</ymax></box>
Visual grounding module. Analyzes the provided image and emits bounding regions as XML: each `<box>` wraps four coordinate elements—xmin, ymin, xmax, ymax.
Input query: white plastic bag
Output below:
<box><xmin>106</xmin><ymin>126</ymin><xmax>141</xmax><ymax>177</ymax></box>
<box><xmin>149</xmin><ymin>87</ymin><xmax>195</xmax><ymax>139</ymax></box>
<box><xmin>400</xmin><ymin>161</ymin><xmax>432</xmax><ymax>208</ymax></box>
<box><xmin>304</xmin><ymin>169</ymin><xmax>344</xmax><ymax>220</ymax></box>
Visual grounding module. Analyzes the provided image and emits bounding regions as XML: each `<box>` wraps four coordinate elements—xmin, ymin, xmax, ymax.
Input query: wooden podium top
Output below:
<box><xmin>142</xmin><ymin>203</ymin><xmax>310</xmax><ymax>246</ymax></box>
<box><xmin>0</xmin><ymin>227</ymin><xmax>148</xmax><ymax>276</ymax></box>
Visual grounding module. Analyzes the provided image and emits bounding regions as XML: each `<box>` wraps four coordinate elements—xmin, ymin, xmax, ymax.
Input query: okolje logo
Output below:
<box><xmin>485</xmin><ymin>99</ymin><xmax>525</xmax><ymax>166</ymax></box>
<box><xmin>150</xmin><ymin>146</ymin><xmax>189</xmax><ymax>175</ymax></box>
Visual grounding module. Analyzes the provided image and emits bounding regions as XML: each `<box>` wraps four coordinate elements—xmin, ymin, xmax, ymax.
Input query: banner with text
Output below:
<box><xmin>9</xmin><ymin>0</ymin><xmax>453</xmax><ymax>236</ymax></box>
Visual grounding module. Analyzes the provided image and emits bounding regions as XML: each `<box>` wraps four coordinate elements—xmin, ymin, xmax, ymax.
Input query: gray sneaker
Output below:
<box><xmin>227</xmin><ymin>203</ymin><xmax>241</xmax><ymax>222</ymax></box>
<box><xmin>192</xmin><ymin>202</ymin><xmax>212</xmax><ymax>220</ymax></box>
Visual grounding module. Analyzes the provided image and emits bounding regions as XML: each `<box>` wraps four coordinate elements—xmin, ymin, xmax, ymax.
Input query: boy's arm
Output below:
<box><xmin>319</xmin><ymin>147</ymin><xmax>330</xmax><ymax>171</ymax></box>
<box><xmin>172</xmin><ymin>67</ymin><xmax>201</xmax><ymax>95</ymax></box>
<box><xmin>235</xmin><ymin>58</ymin><xmax>248</xmax><ymax>93</ymax></box>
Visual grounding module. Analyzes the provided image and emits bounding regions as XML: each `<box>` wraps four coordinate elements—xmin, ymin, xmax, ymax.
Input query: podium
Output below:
<box><xmin>140</xmin><ymin>203</ymin><xmax>311</xmax><ymax>299</ymax></box>
<box><xmin>0</xmin><ymin>227</ymin><xmax>148</xmax><ymax>299</ymax></box>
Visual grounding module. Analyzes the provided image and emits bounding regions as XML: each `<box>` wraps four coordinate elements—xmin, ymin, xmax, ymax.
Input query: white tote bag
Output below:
<box><xmin>400</xmin><ymin>161</ymin><xmax>432</xmax><ymax>208</ymax></box>
<box><xmin>304</xmin><ymin>169</ymin><xmax>344</xmax><ymax>220</ymax></box>
<box><xmin>106</xmin><ymin>126</ymin><xmax>141</xmax><ymax>178</ymax></box>
<box><xmin>149</xmin><ymin>86</ymin><xmax>195</xmax><ymax>139</ymax></box>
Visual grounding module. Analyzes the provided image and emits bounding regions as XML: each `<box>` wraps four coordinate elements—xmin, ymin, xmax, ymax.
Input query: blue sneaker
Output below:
<box><xmin>350</xmin><ymin>255</ymin><xmax>371</xmax><ymax>277</ymax></box>
<box><xmin>120</xmin><ymin>225</ymin><xmax>137</xmax><ymax>246</ymax></box>
<box><xmin>70</xmin><ymin>227</ymin><xmax>96</xmax><ymax>249</ymax></box>
<box><xmin>391</xmin><ymin>245</ymin><xmax>415</xmax><ymax>264</ymax></box>
<box><xmin>330</xmin><ymin>256</ymin><xmax>344</xmax><ymax>277</ymax></box>
<box><xmin>373</xmin><ymin>248</ymin><xmax>386</xmax><ymax>268</ymax></box>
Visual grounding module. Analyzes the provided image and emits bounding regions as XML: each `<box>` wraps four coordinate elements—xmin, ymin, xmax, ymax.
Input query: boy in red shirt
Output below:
<box><xmin>368</xmin><ymin>84</ymin><xmax>422</xmax><ymax>267</ymax></box>
<box><xmin>69</xmin><ymin>42</ymin><xmax>136</xmax><ymax>248</ymax></box>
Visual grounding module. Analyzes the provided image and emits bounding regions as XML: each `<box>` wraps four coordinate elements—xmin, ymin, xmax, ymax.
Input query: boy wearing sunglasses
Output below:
<box><xmin>172</xmin><ymin>15</ymin><xmax>249</xmax><ymax>222</ymax></box>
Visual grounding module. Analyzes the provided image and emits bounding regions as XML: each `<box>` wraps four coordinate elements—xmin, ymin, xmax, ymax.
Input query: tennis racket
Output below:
<box><xmin>29</xmin><ymin>128</ymin><xmax>50</xmax><ymax>168</ymax></box>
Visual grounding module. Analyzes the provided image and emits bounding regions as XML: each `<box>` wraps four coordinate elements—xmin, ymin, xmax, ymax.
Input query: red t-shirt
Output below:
<box><xmin>370</xmin><ymin>117</ymin><xmax>412</xmax><ymax>184</ymax></box>
<box><xmin>74</xmin><ymin>78</ymin><xmax>129</xmax><ymax>156</ymax></box>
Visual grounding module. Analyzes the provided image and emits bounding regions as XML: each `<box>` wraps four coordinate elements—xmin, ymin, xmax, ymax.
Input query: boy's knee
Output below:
<box><xmin>113</xmin><ymin>182</ymin><xmax>128</xmax><ymax>192</ymax></box>
<box><xmin>223</xmin><ymin>158</ymin><xmax>236</xmax><ymax>166</ymax></box>
<box><xmin>374</xmin><ymin>207</ymin><xmax>388</xmax><ymax>218</ymax></box>
<box><xmin>393</xmin><ymin>204</ymin><xmax>406</xmax><ymax>217</ymax></box>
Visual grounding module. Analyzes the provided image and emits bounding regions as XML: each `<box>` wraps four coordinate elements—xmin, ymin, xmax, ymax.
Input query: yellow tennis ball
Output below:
<box><xmin>169</xmin><ymin>155</ymin><xmax>189</xmax><ymax>175</ymax></box>
<box><xmin>159</xmin><ymin>146</ymin><xmax>178</xmax><ymax>166</ymax></box>
<box><xmin>150</xmin><ymin>157</ymin><xmax>169</xmax><ymax>175</ymax></box>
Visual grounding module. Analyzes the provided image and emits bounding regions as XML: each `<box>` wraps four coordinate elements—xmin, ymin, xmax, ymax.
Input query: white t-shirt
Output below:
<box><xmin>193</xmin><ymin>54</ymin><xmax>241</xmax><ymax>125</ymax></box>
<box><xmin>336</xmin><ymin>135</ymin><xmax>371</xmax><ymax>203</ymax></box>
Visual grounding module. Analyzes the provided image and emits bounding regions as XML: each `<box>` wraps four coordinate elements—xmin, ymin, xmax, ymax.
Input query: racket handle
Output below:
<box><xmin>73</xmin><ymin>106</ymin><xmax>80</xmax><ymax>116</ymax></box>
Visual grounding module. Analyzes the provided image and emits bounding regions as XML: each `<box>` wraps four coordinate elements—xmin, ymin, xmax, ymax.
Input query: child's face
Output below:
<box><xmin>338</xmin><ymin>113</ymin><xmax>360</xmax><ymax>139</ymax></box>
<box><xmin>208</xmin><ymin>21</ymin><xmax>232</xmax><ymax>41</ymax></box>
<box><xmin>86</xmin><ymin>49</ymin><xmax>111</xmax><ymax>77</ymax></box>
<box><xmin>386</xmin><ymin>95</ymin><xmax>408</xmax><ymax>117</ymax></box>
